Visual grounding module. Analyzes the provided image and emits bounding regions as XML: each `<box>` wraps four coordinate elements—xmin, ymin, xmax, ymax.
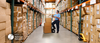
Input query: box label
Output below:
<box><xmin>97</xmin><ymin>11</ymin><xmax>99</xmax><ymax>14</ymax></box>
<box><xmin>96</xmin><ymin>25</ymin><xmax>100</xmax><ymax>28</ymax></box>
<box><xmin>99</xmin><ymin>33</ymin><xmax>100</xmax><ymax>38</ymax></box>
<box><xmin>87</xmin><ymin>24</ymin><xmax>88</xmax><ymax>27</ymax></box>
<box><xmin>97</xmin><ymin>5</ymin><xmax>99</xmax><ymax>10</ymax></box>
<box><xmin>87</xmin><ymin>16</ymin><xmax>88</xmax><ymax>20</ymax></box>
<box><xmin>98</xmin><ymin>19</ymin><xmax>100</xmax><ymax>24</ymax></box>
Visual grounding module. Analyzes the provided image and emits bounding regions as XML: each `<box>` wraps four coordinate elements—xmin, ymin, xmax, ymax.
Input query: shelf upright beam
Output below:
<box><xmin>79</xmin><ymin>0</ymin><xmax>82</xmax><ymax>33</ymax></box>
<box><xmin>70</xmin><ymin>0</ymin><xmax>72</xmax><ymax>32</ymax></box>
<box><xmin>33</xmin><ymin>0</ymin><xmax>34</xmax><ymax>30</ymax></box>
<box><xmin>65</xmin><ymin>11</ymin><xmax>67</xmax><ymax>28</ymax></box>
<box><xmin>36</xmin><ymin>12</ymin><xmax>37</xmax><ymax>28</ymax></box>
<box><xmin>11</xmin><ymin>0</ymin><xmax>14</xmax><ymax>43</ymax></box>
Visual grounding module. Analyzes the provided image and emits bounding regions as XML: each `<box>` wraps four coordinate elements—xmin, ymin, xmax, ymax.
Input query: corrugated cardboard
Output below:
<box><xmin>0</xmin><ymin>7</ymin><xmax>6</xmax><ymax>15</ymax></box>
<box><xmin>94</xmin><ymin>3</ymin><xmax>100</xmax><ymax>19</ymax></box>
<box><xmin>45</xmin><ymin>18</ymin><xmax>51</xmax><ymax>23</ymax></box>
<box><xmin>0</xmin><ymin>36</ymin><xmax>5</xmax><ymax>43</ymax></box>
<box><xmin>0</xmin><ymin>0</ymin><xmax>7</xmax><ymax>8</ymax></box>
<box><xmin>6</xmin><ymin>9</ymin><xmax>11</xmax><ymax>16</ymax></box>
<box><xmin>90</xmin><ymin>15</ymin><xmax>95</xmax><ymax>25</ymax></box>
<box><xmin>0</xmin><ymin>30</ymin><xmax>5</xmax><ymax>39</ymax></box>
<box><xmin>82</xmin><ymin>7</ymin><xmax>86</xmax><ymax>15</ymax></box>
<box><xmin>90</xmin><ymin>5</ymin><xmax>94</xmax><ymax>15</ymax></box>
<box><xmin>6</xmin><ymin>26</ymin><xmax>11</xmax><ymax>35</ymax></box>
<box><xmin>90</xmin><ymin>34</ymin><xmax>96</xmax><ymax>43</ymax></box>
<box><xmin>44</xmin><ymin>26</ymin><xmax>51</xmax><ymax>33</ymax></box>
<box><xmin>0</xmin><ymin>22</ymin><xmax>6</xmax><ymax>31</ymax></box>
<box><xmin>44</xmin><ymin>23</ymin><xmax>51</xmax><ymax>27</ymax></box>
<box><xmin>6</xmin><ymin>21</ymin><xmax>11</xmax><ymax>28</ymax></box>
<box><xmin>6</xmin><ymin>3</ymin><xmax>10</xmax><ymax>9</ymax></box>
<box><xmin>96</xmin><ymin>30</ymin><xmax>100</xmax><ymax>43</ymax></box>
<box><xmin>96</xmin><ymin>24</ymin><xmax>100</xmax><ymax>30</ymax></box>
<box><xmin>85</xmin><ymin>15</ymin><xmax>90</xmax><ymax>23</ymax></box>
<box><xmin>95</xmin><ymin>19</ymin><xmax>100</xmax><ymax>25</ymax></box>
<box><xmin>85</xmin><ymin>31</ymin><xmax>90</xmax><ymax>41</ymax></box>
<box><xmin>0</xmin><ymin>15</ymin><xmax>7</xmax><ymax>22</ymax></box>
<box><xmin>14</xmin><ymin>6</ymin><xmax>22</xmax><ymax>12</ymax></box>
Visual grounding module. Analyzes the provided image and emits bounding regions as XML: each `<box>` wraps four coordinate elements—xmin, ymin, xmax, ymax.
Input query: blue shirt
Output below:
<box><xmin>54</xmin><ymin>13</ymin><xmax>60</xmax><ymax>20</ymax></box>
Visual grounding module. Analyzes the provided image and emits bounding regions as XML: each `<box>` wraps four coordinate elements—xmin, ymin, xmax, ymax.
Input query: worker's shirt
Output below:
<box><xmin>54</xmin><ymin>13</ymin><xmax>60</xmax><ymax>20</ymax></box>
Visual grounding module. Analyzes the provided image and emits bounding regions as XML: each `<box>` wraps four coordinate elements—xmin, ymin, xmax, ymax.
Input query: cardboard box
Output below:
<box><xmin>6</xmin><ymin>21</ymin><xmax>11</xmax><ymax>28</ymax></box>
<box><xmin>0</xmin><ymin>30</ymin><xmax>5</xmax><ymax>39</ymax></box>
<box><xmin>85</xmin><ymin>15</ymin><xmax>90</xmax><ymax>23</ymax></box>
<box><xmin>0</xmin><ymin>15</ymin><xmax>7</xmax><ymax>22</ymax></box>
<box><xmin>6</xmin><ymin>26</ymin><xmax>11</xmax><ymax>35</ymax></box>
<box><xmin>96</xmin><ymin>30</ymin><xmax>100</xmax><ymax>43</ymax></box>
<box><xmin>85</xmin><ymin>6</ymin><xmax>90</xmax><ymax>15</ymax></box>
<box><xmin>86</xmin><ymin>23</ymin><xmax>90</xmax><ymax>31</ymax></box>
<box><xmin>0</xmin><ymin>36</ymin><xmax>5</xmax><ymax>43</ymax></box>
<box><xmin>82</xmin><ymin>7</ymin><xmax>86</xmax><ymax>15</ymax></box>
<box><xmin>6</xmin><ymin>9</ymin><xmax>11</xmax><ymax>16</ymax></box>
<box><xmin>0</xmin><ymin>22</ymin><xmax>6</xmax><ymax>31</ymax></box>
<box><xmin>90</xmin><ymin>25</ymin><xmax>96</xmax><ymax>34</ymax></box>
<box><xmin>85</xmin><ymin>31</ymin><xmax>90</xmax><ymax>41</ymax></box>
<box><xmin>90</xmin><ymin>15</ymin><xmax>95</xmax><ymax>25</ymax></box>
<box><xmin>14</xmin><ymin>6</ymin><xmax>22</xmax><ymax>12</ymax></box>
<box><xmin>0</xmin><ymin>0</ymin><xmax>7</xmax><ymax>8</ymax></box>
<box><xmin>14</xmin><ymin>12</ymin><xmax>22</xmax><ymax>17</ymax></box>
<box><xmin>95</xmin><ymin>19</ymin><xmax>100</xmax><ymax>25</ymax></box>
<box><xmin>44</xmin><ymin>26</ymin><xmax>51</xmax><ymax>33</ymax></box>
<box><xmin>90</xmin><ymin>5</ymin><xmax>94</xmax><ymax>15</ymax></box>
<box><xmin>90</xmin><ymin>34</ymin><xmax>96</xmax><ymax>43</ymax></box>
<box><xmin>94</xmin><ymin>3</ymin><xmax>100</xmax><ymax>19</ymax></box>
<box><xmin>6</xmin><ymin>3</ymin><xmax>10</xmax><ymax>9</ymax></box>
<box><xmin>45</xmin><ymin>18</ymin><xmax>51</xmax><ymax>23</ymax></box>
<box><xmin>96</xmin><ymin>24</ymin><xmax>100</xmax><ymax>30</ymax></box>
<box><xmin>0</xmin><ymin>7</ymin><xmax>6</xmax><ymax>15</ymax></box>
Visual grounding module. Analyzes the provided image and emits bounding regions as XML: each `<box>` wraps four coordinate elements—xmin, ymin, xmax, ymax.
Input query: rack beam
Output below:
<box><xmin>11</xmin><ymin>0</ymin><xmax>14</xmax><ymax>43</ymax></box>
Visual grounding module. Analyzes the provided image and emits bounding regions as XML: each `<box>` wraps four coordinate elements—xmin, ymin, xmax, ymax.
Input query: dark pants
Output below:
<box><xmin>52</xmin><ymin>20</ymin><xmax>59</xmax><ymax>32</ymax></box>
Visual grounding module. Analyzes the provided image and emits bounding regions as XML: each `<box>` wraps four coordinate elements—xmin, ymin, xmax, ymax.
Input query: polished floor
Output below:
<box><xmin>24</xmin><ymin>25</ymin><xmax>86</xmax><ymax>43</ymax></box>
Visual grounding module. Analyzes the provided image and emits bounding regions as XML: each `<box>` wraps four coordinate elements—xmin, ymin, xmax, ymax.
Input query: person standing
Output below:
<box><xmin>52</xmin><ymin>10</ymin><xmax>60</xmax><ymax>33</ymax></box>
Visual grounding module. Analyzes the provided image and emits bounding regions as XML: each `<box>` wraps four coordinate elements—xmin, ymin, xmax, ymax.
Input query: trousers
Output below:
<box><xmin>52</xmin><ymin>20</ymin><xmax>59</xmax><ymax>32</ymax></box>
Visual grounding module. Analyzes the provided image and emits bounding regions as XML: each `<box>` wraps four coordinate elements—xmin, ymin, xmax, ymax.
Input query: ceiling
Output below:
<box><xmin>45</xmin><ymin>0</ymin><xmax>56</xmax><ymax>3</ymax></box>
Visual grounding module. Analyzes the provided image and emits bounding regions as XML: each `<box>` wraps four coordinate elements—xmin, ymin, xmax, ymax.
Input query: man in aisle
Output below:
<box><xmin>52</xmin><ymin>10</ymin><xmax>60</xmax><ymax>33</ymax></box>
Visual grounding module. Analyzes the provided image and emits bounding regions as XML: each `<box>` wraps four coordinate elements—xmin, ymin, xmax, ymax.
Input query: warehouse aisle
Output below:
<box><xmin>24</xmin><ymin>25</ymin><xmax>85</xmax><ymax>43</ymax></box>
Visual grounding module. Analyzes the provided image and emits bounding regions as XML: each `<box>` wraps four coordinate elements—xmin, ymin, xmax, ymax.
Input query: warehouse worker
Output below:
<box><xmin>52</xmin><ymin>10</ymin><xmax>60</xmax><ymax>33</ymax></box>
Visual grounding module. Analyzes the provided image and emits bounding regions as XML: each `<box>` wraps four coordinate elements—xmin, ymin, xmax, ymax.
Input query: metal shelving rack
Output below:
<box><xmin>10</xmin><ymin>0</ymin><xmax>45</xmax><ymax>43</ymax></box>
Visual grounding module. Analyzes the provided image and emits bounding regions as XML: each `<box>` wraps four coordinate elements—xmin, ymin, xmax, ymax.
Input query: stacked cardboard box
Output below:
<box><xmin>22</xmin><ymin>4</ymin><xmax>28</xmax><ymax>41</ymax></box>
<box><xmin>5</xmin><ymin>3</ymin><xmax>11</xmax><ymax>43</ymax></box>
<box><xmin>34</xmin><ymin>12</ymin><xmax>36</xmax><ymax>29</ymax></box>
<box><xmin>0</xmin><ymin>0</ymin><xmax>11</xmax><ymax>43</ymax></box>
<box><xmin>44</xmin><ymin>18</ymin><xmax>51</xmax><ymax>33</ymax></box>
<box><xmin>28</xmin><ymin>9</ymin><xmax>33</xmax><ymax>35</ymax></box>
<box><xmin>67</xmin><ymin>12</ymin><xmax>71</xmax><ymax>30</ymax></box>
<box><xmin>72</xmin><ymin>10</ymin><xmax>79</xmax><ymax>34</ymax></box>
<box><xmin>0</xmin><ymin>1</ymin><xmax>7</xmax><ymax>43</ymax></box>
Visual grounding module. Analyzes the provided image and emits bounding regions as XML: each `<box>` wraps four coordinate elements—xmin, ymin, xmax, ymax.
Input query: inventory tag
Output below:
<box><xmin>99</xmin><ymin>33</ymin><xmax>100</xmax><ymax>38</ymax></box>
<box><xmin>90</xmin><ymin>0</ymin><xmax>96</xmax><ymax>5</ymax></box>
<box><xmin>98</xmin><ymin>19</ymin><xmax>100</xmax><ymax>24</ymax></box>
<box><xmin>87</xmin><ymin>16</ymin><xmax>88</xmax><ymax>20</ymax></box>
<box><xmin>91</xmin><ymin>8</ymin><xmax>93</xmax><ymax>12</ymax></box>
<box><xmin>91</xmin><ymin>28</ymin><xmax>93</xmax><ymax>31</ymax></box>
<box><xmin>82</xmin><ymin>3</ymin><xmax>86</xmax><ymax>7</ymax></box>
<box><xmin>91</xmin><ymin>39</ymin><xmax>93</xmax><ymax>41</ymax></box>
<box><xmin>87</xmin><ymin>24</ymin><xmax>88</xmax><ymax>27</ymax></box>
<box><xmin>97</xmin><ymin>25</ymin><xmax>100</xmax><ymax>28</ymax></box>
<box><xmin>97</xmin><ymin>5</ymin><xmax>99</xmax><ymax>10</ymax></box>
<box><xmin>97</xmin><ymin>11</ymin><xmax>99</xmax><ymax>14</ymax></box>
<box><xmin>75</xmin><ymin>6</ymin><xmax>78</xmax><ymax>9</ymax></box>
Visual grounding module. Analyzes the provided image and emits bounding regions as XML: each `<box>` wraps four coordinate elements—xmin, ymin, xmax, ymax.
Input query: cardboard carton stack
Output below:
<box><xmin>72</xmin><ymin>10</ymin><xmax>79</xmax><ymax>34</ymax></box>
<box><xmin>13</xmin><ymin>6</ymin><xmax>23</xmax><ymax>43</ymax></box>
<box><xmin>34</xmin><ymin>12</ymin><xmax>36</xmax><ymax>29</ymax></box>
<box><xmin>44</xmin><ymin>18</ymin><xmax>51</xmax><ymax>33</ymax></box>
<box><xmin>0</xmin><ymin>0</ymin><xmax>9</xmax><ymax>43</ymax></box>
<box><xmin>93</xmin><ymin>3</ymin><xmax>100</xmax><ymax>43</ymax></box>
<box><xmin>5</xmin><ymin>3</ymin><xmax>11</xmax><ymax>43</ymax></box>
<box><xmin>22</xmin><ymin>4</ymin><xmax>28</xmax><ymax>40</ymax></box>
<box><xmin>67</xmin><ymin>12</ymin><xmax>71</xmax><ymax>30</ymax></box>
<box><xmin>28</xmin><ymin>9</ymin><xmax>33</xmax><ymax>35</ymax></box>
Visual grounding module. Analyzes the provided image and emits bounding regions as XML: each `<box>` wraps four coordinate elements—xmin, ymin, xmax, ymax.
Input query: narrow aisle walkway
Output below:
<box><xmin>24</xmin><ymin>25</ymin><xmax>86</xmax><ymax>43</ymax></box>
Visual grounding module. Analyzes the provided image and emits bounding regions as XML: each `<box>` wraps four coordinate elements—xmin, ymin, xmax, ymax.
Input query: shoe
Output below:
<box><xmin>57</xmin><ymin>31</ymin><xmax>59</xmax><ymax>33</ymax></box>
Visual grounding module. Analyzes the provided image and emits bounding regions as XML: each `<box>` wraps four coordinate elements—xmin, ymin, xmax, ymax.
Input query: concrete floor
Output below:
<box><xmin>24</xmin><ymin>25</ymin><xmax>86</xmax><ymax>43</ymax></box>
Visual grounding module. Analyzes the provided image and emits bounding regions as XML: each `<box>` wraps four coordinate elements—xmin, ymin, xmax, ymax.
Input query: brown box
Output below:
<box><xmin>85</xmin><ymin>31</ymin><xmax>90</xmax><ymax>41</ymax></box>
<box><xmin>94</xmin><ymin>3</ymin><xmax>100</xmax><ymax>19</ymax></box>
<box><xmin>0</xmin><ymin>36</ymin><xmax>5</xmax><ymax>43</ymax></box>
<box><xmin>96</xmin><ymin>24</ymin><xmax>100</xmax><ymax>30</ymax></box>
<box><xmin>6</xmin><ymin>26</ymin><xmax>11</xmax><ymax>35</ymax></box>
<box><xmin>6</xmin><ymin>3</ymin><xmax>10</xmax><ymax>9</ymax></box>
<box><xmin>14</xmin><ymin>12</ymin><xmax>21</xmax><ymax>17</ymax></box>
<box><xmin>90</xmin><ymin>15</ymin><xmax>95</xmax><ymax>25</ymax></box>
<box><xmin>95</xmin><ymin>19</ymin><xmax>100</xmax><ymax>25</ymax></box>
<box><xmin>85</xmin><ymin>15</ymin><xmax>90</xmax><ymax>23</ymax></box>
<box><xmin>90</xmin><ymin>5</ymin><xmax>94</xmax><ymax>15</ymax></box>
<box><xmin>45</xmin><ymin>18</ymin><xmax>51</xmax><ymax>23</ymax></box>
<box><xmin>0</xmin><ymin>7</ymin><xmax>6</xmax><ymax>15</ymax></box>
<box><xmin>6</xmin><ymin>9</ymin><xmax>11</xmax><ymax>16</ymax></box>
<box><xmin>0</xmin><ymin>30</ymin><xmax>5</xmax><ymax>39</ymax></box>
<box><xmin>0</xmin><ymin>0</ymin><xmax>7</xmax><ymax>8</ymax></box>
<box><xmin>90</xmin><ymin>34</ymin><xmax>96</xmax><ymax>43</ymax></box>
<box><xmin>86</xmin><ymin>23</ymin><xmax>90</xmax><ymax>31</ymax></box>
<box><xmin>14</xmin><ymin>6</ymin><xmax>22</xmax><ymax>12</ymax></box>
<box><xmin>89</xmin><ymin>25</ymin><xmax>96</xmax><ymax>34</ymax></box>
<box><xmin>0</xmin><ymin>15</ymin><xmax>7</xmax><ymax>22</ymax></box>
<box><xmin>44</xmin><ymin>26</ymin><xmax>51</xmax><ymax>33</ymax></box>
<box><xmin>96</xmin><ymin>30</ymin><xmax>100</xmax><ymax>43</ymax></box>
<box><xmin>0</xmin><ymin>22</ymin><xmax>6</xmax><ymax>31</ymax></box>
